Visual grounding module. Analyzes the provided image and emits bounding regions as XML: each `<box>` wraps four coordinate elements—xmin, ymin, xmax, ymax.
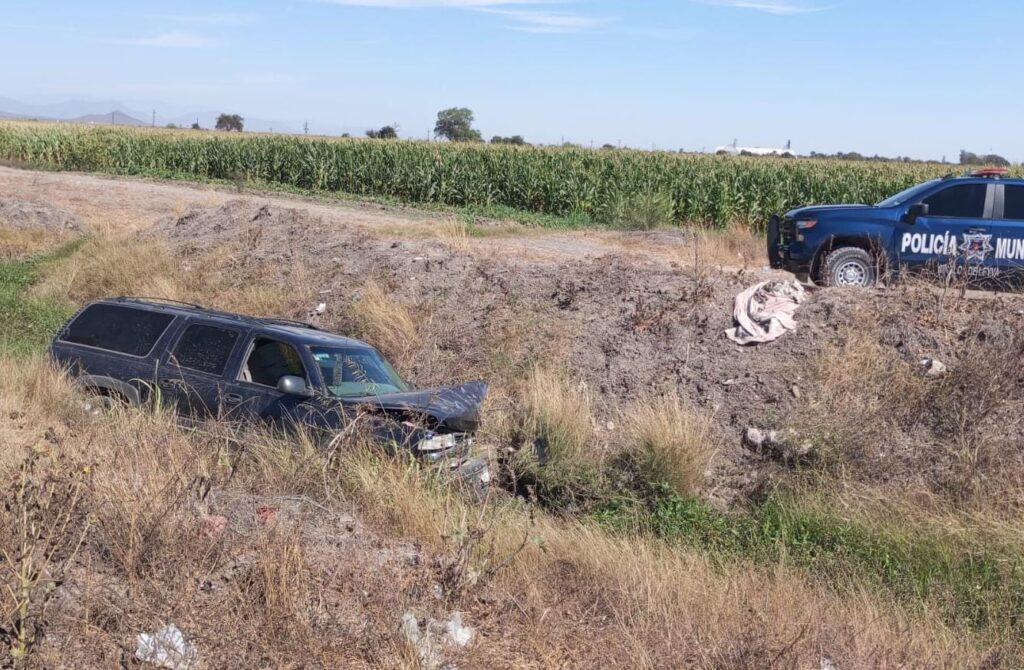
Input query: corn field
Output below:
<box><xmin>0</xmin><ymin>121</ymin><xmax>1006</xmax><ymax>229</ymax></box>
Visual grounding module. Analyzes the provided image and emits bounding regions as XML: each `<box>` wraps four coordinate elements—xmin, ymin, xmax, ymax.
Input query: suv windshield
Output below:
<box><xmin>876</xmin><ymin>179</ymin><xmax>941</xmax><ymax>208</ymax></box>
<box><xmin>311</xmin><ymin>346</ymin><xmax>409</xmax><ymax>398</ymax></box>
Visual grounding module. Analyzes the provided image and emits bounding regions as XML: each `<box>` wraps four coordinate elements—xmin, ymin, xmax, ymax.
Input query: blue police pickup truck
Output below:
<box><xmin>767</xmin><ymin>168</ymin><xmax>1024</xmax><ymax>287</ymax></box>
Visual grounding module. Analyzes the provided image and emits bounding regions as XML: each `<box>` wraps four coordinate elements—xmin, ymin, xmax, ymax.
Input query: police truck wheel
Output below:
<box><xmin>823</xmin><ymin>247</ymin><xmax>876</xmax><ymax>288</ymax></box>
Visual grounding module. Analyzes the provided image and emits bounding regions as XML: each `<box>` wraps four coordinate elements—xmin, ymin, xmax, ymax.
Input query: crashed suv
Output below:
<box><xmin>768</xmin><ymin>168</ymin><xmax>1024</xmax><ymax>287</ymax></box>
<box><xmin>49</xmin><ymin>297</ymin><xmax>490</xmax><ymax>489</ymax></box>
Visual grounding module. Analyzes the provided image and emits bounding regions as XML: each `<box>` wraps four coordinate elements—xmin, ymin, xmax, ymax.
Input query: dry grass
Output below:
<box><xmin>0</xmin><ymin>227</ymin><xmax>72</xmax><ymax>259</ymax></box>
<box><xmin>336</xmin><ymin>443</ymin><xmax>995</xmax><ymax>668</ymax></box>
<box><xmin>0</xmin><ymin>355</ymin><xmax>1011</xmax><ymax>667</ymax></box>
<box><xmin>514</xmin><ymin>367</ymin><xmax>596</xmax><ymax>479</ymax></box>
<box><xmin>434</xmin><ymin>218</ymin><xmax>472</xmax><ymax>251</ymax></box>
<box><xmin>348</xmin><ymin>281</ymin><xmax>421</xmax><ymax>367</ymax></box>
<box><xmin>791</xmin><ymin>320</ymin><xmax>927</xmax><ymax>474</ymax></box>
<box><xmin>27</xmin><ymin>231</ymin><xmax>309</xmax><ymax>321</ymax></box>
<box><xmin>622</xmin><ymin>393</ymin><xmax>719</xmax><ymax>496</ymax></box>
<box><xmin>691</xmin><ymin>221</ymin><xmax>765</xmax><ymax>270</ymax></box>
<box><xmin>31</xmin><ymin>234</ymin><xmax>181</xmax><ymax>303</ymax></box>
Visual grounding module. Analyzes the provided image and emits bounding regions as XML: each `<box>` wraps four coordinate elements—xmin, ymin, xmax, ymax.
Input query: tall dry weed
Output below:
<box><xmin>623</xmin><ymin>393</ymin><xmax>718</xmax><ymax>496</ymax></box>
<box><xmin>349</xmin><ymin>281</ymin><xmax>421</xmax><ymax>366</ymax></box>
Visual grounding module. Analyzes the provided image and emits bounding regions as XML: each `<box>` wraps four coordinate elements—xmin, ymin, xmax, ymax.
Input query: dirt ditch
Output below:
<box><xmin>150</xmin><ymin>199</ymin><xmax>1024</xmax><ymax>503</ymax></box>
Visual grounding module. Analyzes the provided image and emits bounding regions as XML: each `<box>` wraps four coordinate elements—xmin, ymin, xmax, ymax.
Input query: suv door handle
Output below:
<box><xmin>223</xmin><ymin>393</ymin><xmax>243</xmax><ymax>405</ymax></box>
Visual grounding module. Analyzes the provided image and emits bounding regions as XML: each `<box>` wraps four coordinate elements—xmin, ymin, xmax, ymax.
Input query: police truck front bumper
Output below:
<box><xmin>767</xmin><ymin>215</ymin><xmax>811</xmax><ymax>274</ymax></box>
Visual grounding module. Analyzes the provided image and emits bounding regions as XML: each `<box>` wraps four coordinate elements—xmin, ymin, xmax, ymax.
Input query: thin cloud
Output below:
<box><xmin>486</xmin><ymin>9</ymin><xmax>616</xmax><ymax>33</ymax></box>
<box><xmin>132</xmin><ymin>13</ymin><xmax>258</xmax><ymax>25</ymax></box>
<box><xmin>117</xmin><ymin>32</ymin><xmax>218</xmax><ymax>48</ymax></box>
<box><xmin>700</xmin><ymin>0</ymin><xmax>826</xmax><ymax>15</ymax></box>
<box><xmin>317</xmin><ymin>0</ymin><xmax>610</xmax><ymax>33</ymax></box>
<box><xmin>316</xmin><ymin>0</ymin><xmax>560</xmax><ymax>6</ymax></box>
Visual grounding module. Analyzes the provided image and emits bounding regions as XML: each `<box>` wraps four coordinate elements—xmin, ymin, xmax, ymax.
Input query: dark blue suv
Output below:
<box><xmin>768</xmin><ymin>168</ymin><xmax>1024</xmax><ymax>286</ymax></box>
<box><xmin>49</xmin><ymin>297</ymin><xmax>490</xmax><ymax>489</ymax></box>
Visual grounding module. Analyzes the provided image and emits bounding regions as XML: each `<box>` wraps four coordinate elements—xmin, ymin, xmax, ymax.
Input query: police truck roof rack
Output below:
<box><xmin>970</xmin><ymin>167</ymin><xmax>1010</xmax><ymax>178</ymax></box>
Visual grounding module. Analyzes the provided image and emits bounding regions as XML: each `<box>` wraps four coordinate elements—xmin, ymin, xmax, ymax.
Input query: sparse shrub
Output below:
<box><xmin>623</xmin><ymin>394</ymin><xmax>718</xmax><ymax>496</ymax></box>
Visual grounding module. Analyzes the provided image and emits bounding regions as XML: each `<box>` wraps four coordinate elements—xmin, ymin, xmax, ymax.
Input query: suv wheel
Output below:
<box><xmin>822</xmin><ymin>247</ymin><xmax>876</xmax><ymax>288</ymax></box>
<box><xmin>81</xmin><ymin>393</ymin><xmax>116</xmax><ymax>417</ymax></box>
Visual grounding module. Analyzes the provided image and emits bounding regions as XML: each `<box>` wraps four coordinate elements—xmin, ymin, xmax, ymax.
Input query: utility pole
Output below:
<box><xmin>111</xmin><ymin>111</ymin><xmax>115</xmax><ymax>126</ymax></box>
<box><xmin>151</xmin><ymin>109</ymin><xmax>156</xmax><ymax>127</ymax></box>
<box><xmin>304</xmin><ymin>120</ymin><xmax>309</xmax><ymax>135</ymax></box>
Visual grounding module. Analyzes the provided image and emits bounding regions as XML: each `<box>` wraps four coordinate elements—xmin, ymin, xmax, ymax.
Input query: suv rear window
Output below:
<box><xmin>170</xmin><ymin>323</ymin><xmax>240</xmax><ymax>376</ymax></box>
<box><xmin>61</xmin><ymin>304</ymin><xmax>174</xmax><ymax>357</ymax></box>
<box><xmin>922</xmin><ymin>184</ymin><xmax>987</xmax><ymax>218</ymax></box>
<box><xmin>1004</xmin><ymin>185</ymin><xmax>1024</xmax><ymax>220</ymax></box>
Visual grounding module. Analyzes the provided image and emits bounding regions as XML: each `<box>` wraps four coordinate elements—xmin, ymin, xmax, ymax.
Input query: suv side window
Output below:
<box><xmin>922</xmin><ymin>184</ymin><xmax>988</xmax><ymax>218</ymax></box>
<box><xmin>170</xmin><ymin>323</ymin><xmax>240</xmax><ymax>376</ymax></box>
<box><xmin>239</xmin><ymin>337</ymin><xmax>308</xmax><ymax>388</ymax></box>
<box><xmin>61</xmin><ymin>304</ymin><xmax>174</xmax><ymax>357</ymax></box>
<box><xmin>1003</xmin><ymin>185</ymin><xmax>1024</xmax><ymax>220</ymax></box>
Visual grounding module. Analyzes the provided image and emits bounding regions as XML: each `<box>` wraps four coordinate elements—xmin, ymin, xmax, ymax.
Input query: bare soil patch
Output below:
<box><xmin>0</xmin><ymin>198</ymin><xmax>81</xmax><ymax>232</ymax></box>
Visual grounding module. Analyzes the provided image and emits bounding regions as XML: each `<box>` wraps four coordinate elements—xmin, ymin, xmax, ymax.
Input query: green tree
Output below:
<box><xmin>960</xmin><ymin>150</ymin><xmax>1009</xmax><ymax>167</ymax></box>
<box><xmin>491</xmin><ymin>135</ymin><xmax>527</xmax><ymax>145</ymax></box>
<box><xmin>366</xmin><ymin>125</ymin><xmax>398</xmax><ymax>139</ymax></box>
<box><xmin>190</xmin><ymin>122</ymin><xmax>202</xmax><ymax>130</ymax></box>
<box><xmin>434</xmin><ymin>107</ymin><xmax>482</xmax><ymax>142</ymax></box>
<box><xmin>215</xmin><ymin>114</ymin><xmax>244</xmax><ymax>132</ymax></box>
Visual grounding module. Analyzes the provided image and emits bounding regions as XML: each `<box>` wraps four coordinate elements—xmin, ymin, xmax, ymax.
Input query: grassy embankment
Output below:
<box><xmin>1</xmin><ymin>229</ymin><xmax>1021</xmax><ymax>666</ymax></box>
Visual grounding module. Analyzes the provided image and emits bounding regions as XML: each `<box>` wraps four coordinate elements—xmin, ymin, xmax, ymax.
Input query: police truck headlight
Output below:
<box><xmin>794</xmin><ymin>219</ymin><xmax>816</xmax><ymax>241</ymax></box>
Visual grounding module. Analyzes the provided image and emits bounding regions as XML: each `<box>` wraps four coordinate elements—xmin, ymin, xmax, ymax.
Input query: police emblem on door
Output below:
<box><xmin>960</xmin><ymin>233</ymin><xmax>994</xmax><ymax>263</ymax></box>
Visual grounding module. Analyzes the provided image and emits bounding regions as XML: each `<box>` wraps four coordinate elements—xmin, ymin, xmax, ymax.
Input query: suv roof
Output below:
<box><xmin>100</xmin><ymin>297</ymin><xmax>372</xmax><ymax>349</ymax></box>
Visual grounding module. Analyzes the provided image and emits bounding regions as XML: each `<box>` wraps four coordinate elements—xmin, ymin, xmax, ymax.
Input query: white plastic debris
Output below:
<box><xmin>726</xmin><ymin>279</ymin><xmax>807</xmax><ymax>345</ymax></box>
<box><xmin>921</xmin><ymin>358</ymin><xmax>947</xmax><ymax>377</ymax></box>
<box><xmin>135</xmin><ymin>624</ymin><xmax>197</xmax><ymax>669</ymax></box>
<box><xmin>437</xmin><ymin>611</ymin><xmax>475</xmax><ymax>647</ymax></box>
<box><xmin>401</xmin><ymin>610</ymin><xmax>476</xmax><ymax>669</ymax></box>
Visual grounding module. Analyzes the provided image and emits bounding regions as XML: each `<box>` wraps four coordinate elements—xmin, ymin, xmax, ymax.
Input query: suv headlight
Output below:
<box><xmin>417</xmin><ymin>433</ymin><xmax>458</xmax><ymax>453</ymax></box>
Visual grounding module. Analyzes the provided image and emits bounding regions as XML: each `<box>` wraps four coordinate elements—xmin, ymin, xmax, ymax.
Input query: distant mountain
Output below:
<box><xmin>0</xmin><ymin>94</ymin><xmax>296</xmax><ymax>134</ymax></box>
<box><xmin>0</xmin><ymin>96</ymin><xmax>136</xmax><ymax>121</ymax></box>
<box><xmin>69</xmin><ymin>111</ymin><xmax>147</xmax><ymax>126</ymax></box>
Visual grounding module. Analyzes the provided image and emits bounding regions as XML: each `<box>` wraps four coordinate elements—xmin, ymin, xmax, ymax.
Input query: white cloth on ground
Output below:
<box><xmin>725</xmin><ymin>279</ymin><xmax>807</xmax><ymax>345</ymax></box>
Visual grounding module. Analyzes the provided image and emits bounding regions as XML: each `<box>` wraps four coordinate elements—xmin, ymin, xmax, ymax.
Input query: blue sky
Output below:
<box><xmin>2</xmin><ymin>0</ymin><xmax>1021</xmax><ymax>160</ymax></box>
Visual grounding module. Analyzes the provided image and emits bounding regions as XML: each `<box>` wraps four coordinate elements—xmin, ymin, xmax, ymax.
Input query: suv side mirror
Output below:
<box><xmin>277</xmin><ymin>375</ymin><xmax>312</xmax><ymax>397</ymax></box>
<box><xmin>906</xmin><ymin>203</ymin><xmax>929</xmax><ymax>224</ymax></box>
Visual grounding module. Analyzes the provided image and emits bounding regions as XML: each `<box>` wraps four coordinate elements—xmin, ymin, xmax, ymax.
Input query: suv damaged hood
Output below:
<box><xmin>345</xmin><ymin>381</ymin><xmax>488</xmax><ymax>432</ymax></box>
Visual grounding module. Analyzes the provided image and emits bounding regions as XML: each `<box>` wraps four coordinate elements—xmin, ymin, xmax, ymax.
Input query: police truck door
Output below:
<box><xmin>898</xmin><ymin>182</ymin><xmax>995</xmax><ymax>278</ymax></box>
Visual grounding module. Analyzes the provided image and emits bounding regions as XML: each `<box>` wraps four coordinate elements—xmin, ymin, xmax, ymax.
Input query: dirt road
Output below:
<box><xmin>0</xmin><ymin>165</ymin><xmax>770</xmax><ymax>269</ymax></box>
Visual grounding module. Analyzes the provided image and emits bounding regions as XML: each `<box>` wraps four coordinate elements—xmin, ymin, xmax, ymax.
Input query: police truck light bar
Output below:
<box><xmin>971</xmin><ymin>167</ymin><xmax>1010</xmax><ymax>178</ymax></box>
